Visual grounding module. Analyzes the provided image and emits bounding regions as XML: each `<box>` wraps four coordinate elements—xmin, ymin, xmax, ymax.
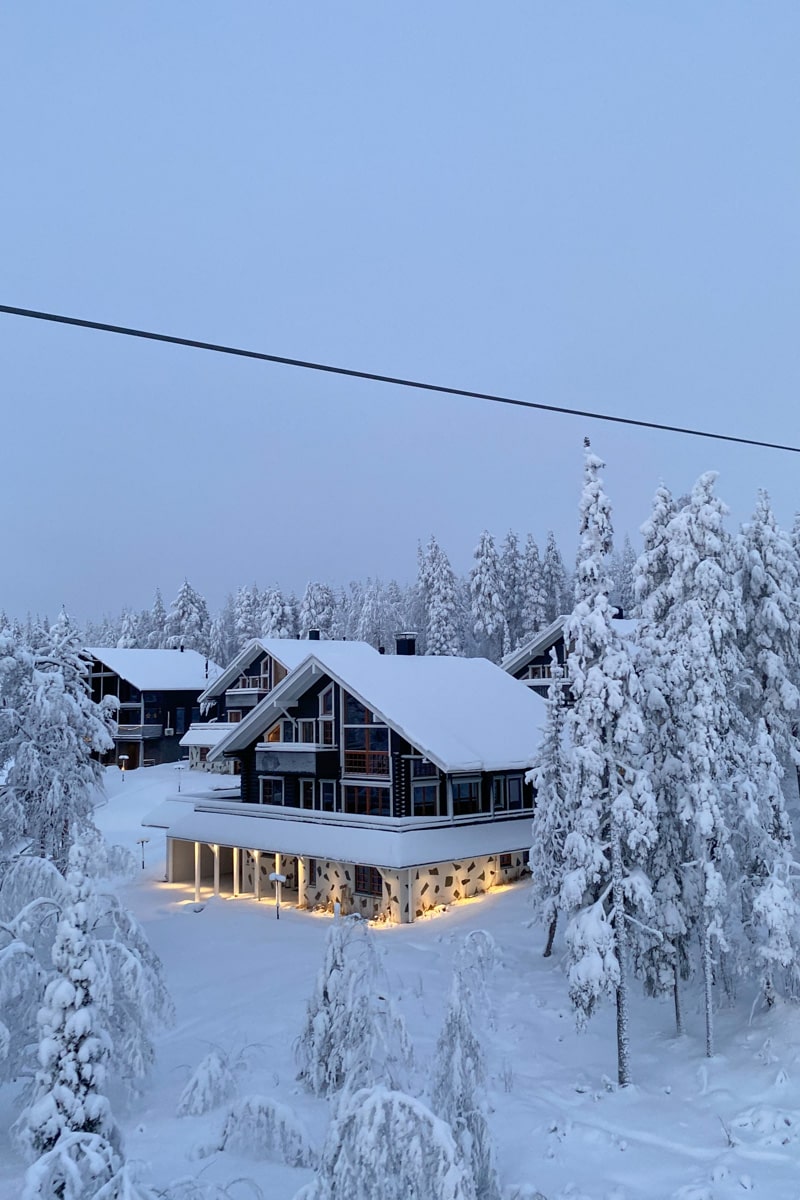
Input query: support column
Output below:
<box><xmin>297</xmin><ymin>856</ymin><xmax>307</xmax><ymax>908</ymax></box>
<box><xmin>212</xmin><ymin>844</ymin><xmax>220</xmax><ymax>898</ymax></box>
<box><xmin>194</xmin><ymin>841</ymin><xmax>201</xmax><ymax>903</ymax></box>
<box><xmin>233</xmin><ymin>847</ymin><xmax>240</xmax><ymax>898</ymax></box>
<box><xmin>406</xmin><ymin>867</ymin><xmax>415</xmax><ymax>924</ymax></box>
<box><xmin>167</xmin><ymin>838</ymin><xmax>175</xmax><ymax>883</ymax></box>
<box><xmin>254</xmin><ymin>851</ymin><xmax>261</xmax><ymax>901</ymax></box>
<box><xmin>275</xmin><ymin>851</ymin><xmax>282</xmax><ymax>876</ymax></box>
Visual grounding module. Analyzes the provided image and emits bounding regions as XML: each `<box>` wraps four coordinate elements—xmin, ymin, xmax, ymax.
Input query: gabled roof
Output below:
<box><xmin>499</xmin><ymin>616</ymin><xmax>569</xmax><ymax>677</ymax></box>
<box><xmin>209</xmin><ymin>651</ymin><xmax>544</xmax><ymax>774</ymax></box>
<box><xmin>197</xmin><ymin>638</ymin><xmax>378</xmax><ymax>705</ymax></box>
<box><xmin>86</xmin><ymin>648</ymin><xmax>222</xmax><ymax>692</ymax></box>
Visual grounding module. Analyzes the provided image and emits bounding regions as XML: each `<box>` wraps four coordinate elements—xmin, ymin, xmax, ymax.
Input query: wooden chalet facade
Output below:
<box><xmin>147</xmin><ymin>645</ymin><xmax>544</xmax><ymax>923</ymax></box>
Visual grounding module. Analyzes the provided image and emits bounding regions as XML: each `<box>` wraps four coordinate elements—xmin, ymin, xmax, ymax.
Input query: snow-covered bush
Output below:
<box><xmin>201</xmin><ymin>1095</ymin><xmax>317</xmax><ymax>1167</ymax></box>
<box><xmin>295</xmin><ymin>918</ymin><xmax>413</xmax><ymax>1097</ymax></box>
<box><xmin>177</xmin><ymin>1049</ymin><xmax>237</xmax><ymax>1117</ymax></box>
<box><xmin>296</xmin><ymin>1086</ymin><xmax>477</xmax><ymax>1200</ymax></box>
<box><xmin>20</xmin><ymin>1131</ymin><xmax>132</xmax><ymax>1200</ymax></box>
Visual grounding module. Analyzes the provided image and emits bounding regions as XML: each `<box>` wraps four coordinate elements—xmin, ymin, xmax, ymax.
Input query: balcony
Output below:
<box><xmin>116</xmin><ymin>724</ymin><xmax>163</xmax><ymax>740</ymax></box>
<box><xmin>343</xmin><ymin>751</ymin><xmax>390</xmax><ymax>776</ymax></box>
<box><xmin>226</xmin><ymin>676</ymin><xmax>271</xmax><ymax>707</ymax></box>
<box><xmin>256</xmin><ymin>743</ymin><xmax>339</xmax><ymax>776</ymax></box>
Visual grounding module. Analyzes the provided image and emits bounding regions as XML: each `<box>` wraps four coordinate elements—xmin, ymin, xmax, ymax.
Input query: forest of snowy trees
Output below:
<box><xmin>1</xmin><ymin>526</ymin><xmax>628</xmax><ymax>668</ymax></box>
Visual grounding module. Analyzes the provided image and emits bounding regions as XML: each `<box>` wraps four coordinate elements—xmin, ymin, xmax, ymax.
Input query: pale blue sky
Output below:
<box><xmin>2</xmin><ymin>4</ymin><xmax>799</xmax><ymax>620</ymax></box>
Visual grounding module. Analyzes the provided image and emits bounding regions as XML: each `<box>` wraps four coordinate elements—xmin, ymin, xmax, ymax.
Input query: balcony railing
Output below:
<box><xmin>343</xmin><ymin>751</ymin><xmax>390</xmax><ymax>776</ymax></box>
<box><xmin>116</xmin><ymin>724</ymin><xmax>163</xmax><ymax>739</ymax></box>
<box><xmin>525</xmin><ymin>664</ymin><xmax>569</xmax><ymax>682</ymax></box>
<box><xmin>233</xmin><ymin>675</ymin><xmax>270</xmax><ymax>691</ymax></box>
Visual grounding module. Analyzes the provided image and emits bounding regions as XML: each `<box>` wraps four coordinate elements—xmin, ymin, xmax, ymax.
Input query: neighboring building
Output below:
<box><xmin>181</xmin><ymin>636</ymin><xmax>377</xmax><ymax>771</ymax></box>
<box><xmin>501</xmin><ymin>613</ymin><xmax>638</xmax><ymax>695</ymax></box>
<box><xmin>145</xmin><ymin>642</ymin><xmax>544</xmax><ymax>923</ymax></box>
<box><xmin>87</xmin><ymin>647</ymin><xmax>221</xmax><ymax>769</ymax></box>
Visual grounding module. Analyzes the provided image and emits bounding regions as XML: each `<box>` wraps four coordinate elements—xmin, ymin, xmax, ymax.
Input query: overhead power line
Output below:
<box><xmin>1</xmin><ymin>303</ymin><xmax>797</xmax><ymax>455</ymax></box>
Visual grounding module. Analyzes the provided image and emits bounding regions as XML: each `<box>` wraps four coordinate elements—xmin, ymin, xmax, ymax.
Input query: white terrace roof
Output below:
<box><xmin>87</xmin><ymin>648</ymin><xmax>222</xmax><ymax>692</ymax></box>
<box><xmin>151</xmin><ymin>806</ymin><xmax>534</xmax><ymax>871</ymax></box>
<box><xmin>179</xmin><ymin>723</ymin><xmax>239</xmax><ymax>749</ymax></box>
<box><xmin>198</xmin><ymin>638</ymin><xmax>378</xmax><ymax>705</ymax></box>
<box><xmin>209</xmin><ymin>651</ymin><xmax>544</xmax><ymax>774</ymax></box>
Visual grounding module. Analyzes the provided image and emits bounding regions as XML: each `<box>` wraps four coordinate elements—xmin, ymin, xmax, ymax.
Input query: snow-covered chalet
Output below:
<box><xmin>145</xmin><ymin>637</ymin><xmax>544</xmax><ymax>922</ymax></box>
<box><xmin>87</xmin><ymin>647</ymin><xmax>221</xmax><ymax>769</ymax></box>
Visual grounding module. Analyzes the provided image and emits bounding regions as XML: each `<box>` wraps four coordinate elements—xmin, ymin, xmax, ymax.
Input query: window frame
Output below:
<box><xmin>259</xmin><ymin>776</ymin><xmax>284</xmax><ymax>806</ymax></box>
<box><xmin>354</xmin><ymin>865</ymin><xmax>383</xmax><ymax>897</ymax></box>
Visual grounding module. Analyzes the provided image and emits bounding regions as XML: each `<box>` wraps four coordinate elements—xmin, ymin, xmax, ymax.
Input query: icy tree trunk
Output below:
<box><xmin>607</xmin><ymin>732</ymin><xmax>631</xmax><ymax>1088</ymax></box>
<box><xmin>673</xmin><ymin>964</ymin><xmax>683</xmax><ymax>1037</ymax></box>
<box><xmin>543</xmin><ymin>914</ymin><xmax>558</xmax><ymax>958</ymax></box>
<box><xmin>703</xmin><ymin>921</ymin><xmax>715</xmax><ymax>1058</ymax></box>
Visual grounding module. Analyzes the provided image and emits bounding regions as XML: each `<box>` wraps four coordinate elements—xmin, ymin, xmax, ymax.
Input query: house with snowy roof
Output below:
<box><xmin>502</xmin><ymin>612</ymin><xmax>638</xmax><ymax>695</ymax></box>
<box><xmin>145</xmin><ymin>638</ymin><xmax>544</xmax><ymax>922</ymax></box>
<box><xmin>87</xmin><ymin>647</ymin><xmax>221</xmax><ymax>769</ymax></box>
<box><xmin>180</xmin><ymin>634</ymin><xmax>377</xmax><ymax>770</ymax></box>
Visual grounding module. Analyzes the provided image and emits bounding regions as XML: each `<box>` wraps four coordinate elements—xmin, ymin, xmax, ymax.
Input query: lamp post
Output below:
<box><xmin>174</xmin><ymin>763</ymin><xmax>183</xmax><ymax>793</ymax></box>
<box><xmin>269</xmin><ymin>871</ymin><xmax>287</xmax><ymax>920</ymax></box>
<box><xmin>136</xmin><ymin>837</ymin><xmax>150</xmax><ymax>869</ymax></box>
<box><xmin>118</xmin><ymin>754</ymin><xmax>129</xmax><ymax>781</ymax></box>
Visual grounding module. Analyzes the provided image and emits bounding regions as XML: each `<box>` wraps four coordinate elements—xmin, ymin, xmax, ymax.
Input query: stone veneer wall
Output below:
<box><xmin>381</xmin><ymin>851</ymin><xmax>529</xmax><ymax>922</ymax></box>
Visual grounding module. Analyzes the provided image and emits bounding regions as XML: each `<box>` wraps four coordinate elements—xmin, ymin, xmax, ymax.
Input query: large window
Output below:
<box><xmin>319</xmin><ymin>686</ymin><xmax>335</xmax><ymax>746</ymax></box>
<box><xmin>299</xmin><ymin>779</ymin><xmax>315</xmax><ymax>809</ymax></box>
<box><xmin>354</xmin><ymin>866</ymin><xmax>383</xmax><ymax>896</ymax></box>
<box><xmin>411</xmin><ymin>782</ymin><xmax>443</xmax><ymax>818</ymax></box>
<box><xmin>451</xmin><ymin>777</ymin><xmax>489</xmax><ymax>817</ymax></box>
<box><xmin>343</xmin><ymin>785</ymin><xmax>391</xmax><ymax>817</ymax></box>
<box><xmin>343</xmin><ymin>693</ymin><xmax>389</xmax><ymax>776</ymax></box>
<box><xmin>259</xmin><ymin>777</ymin><xmax>284</xmax><ymax>806</ymax></box>
<box><xmin>320</xmin><ymin>780</ymin><xmax>337</xmax><ymax>812</ymax></box>
<box><xmin>492</xmin><ymin>774</ymin><xmax>528</xmax><ymax>813</ymax></box>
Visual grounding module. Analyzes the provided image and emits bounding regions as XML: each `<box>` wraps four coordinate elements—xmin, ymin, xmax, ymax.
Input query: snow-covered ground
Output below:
<box><xmin>3</xmin><ymin>764</ymin><xmax>800</xmax><ymax>1199</ymax></box>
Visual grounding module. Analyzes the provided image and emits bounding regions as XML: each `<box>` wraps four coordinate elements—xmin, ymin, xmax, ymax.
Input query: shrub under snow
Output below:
<box><xmin>177</xmin><ymin>1049</ymin><xmax>237</xmax><ymax>1117</ymax></box>
<box><xmin>201</xmin><ymin>1094</ymin><xmax>317</xmax><ymax>1167</ymax></box>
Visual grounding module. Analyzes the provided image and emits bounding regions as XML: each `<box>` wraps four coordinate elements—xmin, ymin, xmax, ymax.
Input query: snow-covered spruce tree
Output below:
<box><xmin>739</xmin><ymin>490</ymin><xmax>800</xmax><ymax>763</ymax></box>
<box><xmin>418</xmin><ymin>536</ymin><xmax>463</xmax><ymax>657</ymax></box>
<box><xmin>357</xmin><ymin>578</ymin><xmax>389</xmax><ymax>649</ymax></box>
<box><xmin>560</xmin><ymin>444</ymin><xmax>657</xmax><ymax>1086</ymax></box>
<box><xmin>541</xmin><ymin>531</ymin><xmax>567</xmax><ymax>625</ymax></box>
<box><xmin>0</xmin><ymin>615</ymin><xmax>116</xmax><ymax>872</ymax></box>
<box><xmin>234</xmin><ymin>584</ymin><xmax>262</xmax><ymax>650</ymax></box>
<box><xmin>610</xmin><ymin>534</ymin><xmax>637</xmax><ymax>616</ymax></box>
<box><xmin>528</xmin><ymin>650</ymin><xmax>569</xmax><ymax>957</ymax></box>
<box><xmin>500</xmin><ymin>531</ymin><xmax>524</xmax><ymax>650</ymax></box>
<box><xmin>299</xmin><ymin>582</ymin><xmax>336</xmax><ymax>639</ymax></box>
<box><xmin>0</xmin><ymin>850</ymin><xmax>173</xmax><ymax>1095</ymax></box>
<box><xmin>146</xmin><ymin>588</ymin><xmax>168</xmax><ymax>649</ymax></box>
<box><xmin>470</xmin><ymin>531</ymin><xmax>509</xmax><ymax>662</ymax></box>
<box><xmin>13</xmin><ymin>844</ymin><xmax>121</xmax><ymax>1174</ymax></box>
<box><xmin>521</xmin><ymin>533</ymin><xmax>547</xmax><ymax>639</ymax></box>
<box><xmin>296</xmin><ymin>1086</ymin><xmax>477</xmax><ymax>1200</ymax></box>
<box><xmin>201</xmin><ymin>1095</ymin><xmax>317</xmax><ymax>1167</ymax></box>
<box><xmin>116</xmin><ymin>610</ymin><xmax>139</xmax><ymax>649</ymax></box>
<box><xmin>295</xmin><ymin>918</ymin><xmax>412</xmax><ymax>1097</ymax></box>
<box><xmin>261</xmin><ymin>585</ymin><xmax>296</xmax><ymax>639</ymax></box>
<box><xmin>164</xmin><ymin>580</ymin><xmax>210</xmax><ymax>654</ymax></box>
<box><xmin>653</xmin><ymin>473</ymin><xmax>757</xmax><ymax>1054</ymax></box>
<box><xmin>177</xmin><ymin>1049</ymin><xmax>237</xmax><ymax>1117</ymax></box>
<box><xmin>431</xmin><ymin>976</ymin><xmax>500</xmax><ymax>1200</ymax></box>
<box><xmin>208</xmin><ymin>595</ymin><xmax>238</xmax><ymax>668</ymax></box>
<box><xmin>632</xmin><ymin>484</ymin><xmax>695</xmax><ymax>1034</ymax></box>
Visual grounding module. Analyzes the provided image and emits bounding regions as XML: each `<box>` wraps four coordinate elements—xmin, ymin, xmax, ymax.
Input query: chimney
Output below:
<box><xmin>308</xmin><ymin>629</ymin><xmax>321</xmax><ymax>641</ymax></box>
<box><xmin>396</xmin><ymin>632</ymin><xmax>417</xmax><ymax>656</ymax></box>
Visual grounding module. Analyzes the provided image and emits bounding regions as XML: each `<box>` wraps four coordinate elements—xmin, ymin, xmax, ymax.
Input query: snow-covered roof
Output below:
<box><xmin>209</xmin><ymin>651</ymin><xmax>544</xmax><ymax>774</ymax></box>
<box><xmin>179</xmin><ymin>723</ymin><xmax>239</xmax><ymax>749</ymax></box>
<box><xmin>148</xmin><ymin>805</ymin><xmax>534</xmax><ymax>870</ymax></box>
<box><xmin>197</xmin><ymin>638</ymin><xmax>378</xmax><ymax>704</ymax></box>
<box><xmin>86</xmin><ymin>648</ymin><xmax>222</xmax><ymax>692</ymax></box>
